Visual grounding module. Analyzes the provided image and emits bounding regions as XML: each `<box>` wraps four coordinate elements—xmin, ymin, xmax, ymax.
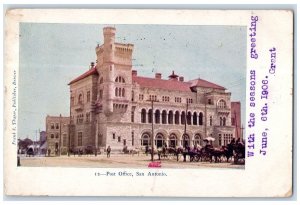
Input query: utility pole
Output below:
<box><xmin>240</xmin><ymin>124</ymin><xmax>245</xmax><ymax>140</ymax></box>
<box><xmin>68</xmin><ymin>91</ymin><xmax>72</xmax><ymax>157</ymax></box>
<box><xmin>151</xmin><ymin>100</ymin><xmax>154</xmax><ymax>162</ymax></box>
<box><xmin>146</xmin><ymin>98</ymin><xmax>159</xmax><ymax>161</ymax></box>
<box><xmin>204</xmin><ymin>94</ymin><xmax>207</xmax><ymax>138</ymax></box>
<box><xmin>59</xmin><ymin>114</ymin><xmax>62</xmax><ymax>156</ymax></box>
<box><xmin>183</xmin><ymin>100</ymin><xmax>188</xmax><ymax>147</ymax></box>
<box><xmin>234</xmin><ymin>111</ymin><xmax>239</xmax><ymax>139</ymax></box>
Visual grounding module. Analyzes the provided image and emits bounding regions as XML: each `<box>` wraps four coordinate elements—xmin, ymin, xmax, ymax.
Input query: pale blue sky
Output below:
<box><xmin>19</xmin><ymin>23</ymin><xmax>246</xmax><ymax>139</ymax></box>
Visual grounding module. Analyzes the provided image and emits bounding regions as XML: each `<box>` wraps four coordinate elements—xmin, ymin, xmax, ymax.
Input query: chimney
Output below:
<box><xmin>179</xmin><ymin>76</ymin><xmax>184</xmax><ymax>82</ymax></box>
<box><xmin>90</xmin><ymin>62</ymin><xmax>95</xmax><ymax>69</ymax></box>
<box><xmin>155</xmin><ymin>73</ymin><xmax>162</xmax><ymax>79</ymax></box>
<box><xmin>132</xmin><ymin>70</ymin><xmax>137</xmax><ymax>76</ymax></box>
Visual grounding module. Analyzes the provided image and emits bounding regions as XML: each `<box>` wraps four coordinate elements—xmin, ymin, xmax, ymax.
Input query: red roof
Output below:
<box><xmin>189</xmin><ymin>78</ymin><xmax>225</xmax><ymax>90</ymax></box>
<box><xmin>133</xmin><ymin>76</ymin><xmax>225</xmax><ymax>92</ymax></box>
<box><xmin>68</xmin><ymin>67</ymin><xmax>98</xmax><ymax>85</ymax></box>
<box><xmin>133</xmin><ymin>76</ymin><xmax>192</xmax><ymax>92</ymax></box>
<box><xmin>69</xmin><ymin>67</ymin><xmax>225</xmax><ymax>91</ymax></box>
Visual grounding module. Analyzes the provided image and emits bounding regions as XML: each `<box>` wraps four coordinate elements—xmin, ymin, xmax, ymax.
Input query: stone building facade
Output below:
<box><xmin>68</xmin><ymin>27</ymin><xmax>241</xmax><ymax>152</ymax></box>
<box><xmin>46</xmin><ymin>115</ymin><xmax>70</xmax><ymax>155</ymax></box>
<box><xmin>231</xmin><ymin>101</ymin><xmax>242</xmax><ymax>139</ymax></box>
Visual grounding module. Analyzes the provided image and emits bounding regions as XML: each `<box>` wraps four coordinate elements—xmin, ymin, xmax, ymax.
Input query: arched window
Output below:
<box><xmin>131</xmin><ymin>91</ymin><xmax>134</xmax><ymax>101</ymax></box>
<box><xmin>175</xmin><ymin>111</ymin><xmax>180</xmax><ymax>125</ymax></box>
<box><xmin>217</xmin><ymin>99</ymin><xmax>226</xmax><ymax>108</ymax></box>
<box><xmin>181</xmin><ymin>111</ymin><xmax>186</xmax><ymax>125</ymax></box>
<box><xmin>223</xmin><ymin>117</ymin><xmax>226</xmax><ymax>126</ymax></box>
<box><xmin>148</xmin><ymin>109</ymin><xmax>153</xmax><ymax>123</ymax></box>
<box><xmin>194</xmin><ymin>134</ymin><xmax>202</xmax><ymax>146</ymax></box>
<box><xmin>115</xmin><ymin>88</ymin><xmax>118</xmax><ymax>97</ymax></box>
<box><xmin>182</xmin><ymin>134</ymin><xmax>190</xmax><ymax>147</ymax></box>
<box><xmin>141</xmin><ymin>109</ymin><xmax>146</xmax><ymax>123</ymax></box>
<box><xmin>193</xmin><ymin>112</ymin><xmax>197</xmax><ymax>125</ymax></box>
<box><xmin>141</xmin><ymin>134</ymin><xmax>151</xmax><ymax>146</ymax></box>
<box><xmin>168</xmin><ymin>111</ymin><xmax>173</xmax><ymax>124</ymax></box>
<box><xmin>155</xmin><ymin>134</ymin><xmax>164</xmax><ymax>148</ymax></box>
<box><xmin>78</xmin><ymin>94</ymin><xmax>83</xmax><ymax>104</ymax></box>
<box><xmin>199</xmin><ymin>112</ymin><xmax>203</xmax><ymax>125</ymax></box>
<box><xmin>122</xmin><ymin>88</ymin><xmax>125</xmax><ymax>97</ymax></box>
<box><xmin>118</xmin><ymin>88</ymin><xmax>122</xmax><ymax>97</ymax></box>
<box><xmin>115</xmin><ymin>76</ymin><xmax>125</xmax><ymax>83</ymax></box>
<box><xmin>187</xmin><ymin>112</ymin><xmax>192</xmax><ymax>125</ymax></box>
<box><xmin>99</xmin><ymin>77</ymin><xmax>103</xmax><ymax>84</ymax></box>
<box><xmin>155</xmin><ymin>110</ymin><xmax>160</xmax><ymax>124</ymax></box>
<box><xmin>169</xmin><ymin>134</ymin><xmax>177</xmax><ymax>148</ymax></box>
<box><xmin>220</xmin><ymin>117</ymin><xmax>223</xmax><ymax>126</ymax></box>
<box><xmin>162</xmin><ymin>110</ymin><xmax>167</xmax><ymax>124</ymax></box>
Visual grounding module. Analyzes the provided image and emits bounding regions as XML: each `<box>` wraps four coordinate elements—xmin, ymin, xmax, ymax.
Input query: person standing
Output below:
<box><xmin>106</xmin><ymin>145</ymin><xmax>111</xmax><ymax>158</ymax></box>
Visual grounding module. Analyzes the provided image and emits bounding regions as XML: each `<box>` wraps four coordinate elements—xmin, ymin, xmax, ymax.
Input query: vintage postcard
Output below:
<box><xmin>4</xmin><ymin>9</ymin><xmax>293</xmax><ymax>197</ymax></box>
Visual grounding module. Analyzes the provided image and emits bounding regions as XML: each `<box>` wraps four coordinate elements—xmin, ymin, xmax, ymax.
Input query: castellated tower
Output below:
<box><xmin>95</xmin><ymin>27</ymin><xmax>134</xmax><ymax>119</ymax></box>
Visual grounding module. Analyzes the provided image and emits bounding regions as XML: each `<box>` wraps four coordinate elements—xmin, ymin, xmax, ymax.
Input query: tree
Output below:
<box><xmin>18</xmin><ymin>138</ymin><xmax>33</xmax><ymax>150</ymax></box>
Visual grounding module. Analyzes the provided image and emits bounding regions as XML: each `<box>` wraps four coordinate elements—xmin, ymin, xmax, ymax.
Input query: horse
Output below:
<box><xmin>204</xmin><ymin>145</ymin><xmax>224</xmax><ymax>163</ymax></box>
<box><xmin>221</xmin><ymin>144</ymin><xmax>234</xmax><ymax>162</ymax></box>
<box><xmin>232</xmin><ymin>143</ymin><xmax>245</xmax><ymax>164</ymax></box>
<box><xmin>129</xmin><ymin>147</ymin><xmax>140</xmax><ymax>156</ymax></box>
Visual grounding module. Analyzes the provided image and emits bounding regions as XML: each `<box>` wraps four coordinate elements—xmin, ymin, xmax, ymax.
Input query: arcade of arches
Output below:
<box><xmin>141</xmin><ymin>109</ymin><xmax>206</xmax><ymax>126</ymax></box>
<box><xmin>140</xmin><ymin>132</ymin><xmax>204</xmax><ymax>148</ymax></box>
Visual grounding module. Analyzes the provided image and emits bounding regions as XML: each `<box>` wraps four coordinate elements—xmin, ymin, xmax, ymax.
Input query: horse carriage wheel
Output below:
<box><xmin>194</xmin><ymin>155</ymin><xmax>200</xmax><ymax>162</ymax></box>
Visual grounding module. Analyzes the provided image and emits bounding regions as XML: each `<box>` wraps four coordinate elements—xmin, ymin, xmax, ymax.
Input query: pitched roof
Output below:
<box><xmin>133</xmin><ymin>76</ymin><xmax>192</xmax><ymax>92</ymax></box>
<box><xmin>68</xmin><ymin>66</ymin><xmax>225</xmax><ymax>91</ymax></box>
<box><xmin>133</xmin><ymin>76</ymin><xmax>225</xmax><ymax>92</ymax></box>
<box><xmin>189</xmin><ymin>78</ymin><xmax>225</xmax><ymax>90</ymax></box>
<box><xmin>68</xmin><ymin>67</ymin><xmax>98</xmax><ymax>85</ymax></box>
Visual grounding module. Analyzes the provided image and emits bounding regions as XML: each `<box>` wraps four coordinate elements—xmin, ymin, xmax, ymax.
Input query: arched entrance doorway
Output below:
<box><xmin>182</xmin><ymin>134</ymin><xmax>190</xmax><ymax>148</ymax></box>
<box><xmin>169</xmin><ymin>134</ymin><xmax>177</xmax><ymax>148</ymax></box>
<box><xmin>155</xmin><ymin>133</ymin><xmax>164</xmax><ymax>148</ymax></box>
<box><xmin>194</xmin><ymin>134</ymin><xmax>202</xmax><ymax>146</ymax></box>
<box><xmin>141</xmin><ymin>133</ymin><xmax>151</xmax><ymax>146</ymax></box>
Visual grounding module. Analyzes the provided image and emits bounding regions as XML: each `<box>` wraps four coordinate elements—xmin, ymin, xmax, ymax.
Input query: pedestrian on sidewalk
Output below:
<box><xmin>106</xmin><ymin>146</ymin><xmax>111</xmax><ymax>158</ymax></box>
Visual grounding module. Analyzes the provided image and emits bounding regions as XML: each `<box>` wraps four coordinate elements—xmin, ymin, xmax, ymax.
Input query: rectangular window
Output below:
<box><xmin>55</xmin><ymin>123</ymin><xmax>59</xmax><ymax>129</ymax></box>
<box><xmin>131</xmin><ymin>110</ymin><xmax>134</xmax><ymax>122</ymax></box>
<box><xmin>162</xmin><ymin>96</ymin><xmax>170</xmax><ymax>102</ymax></box>
<box><xmin>99</xmin><ymin>90</ymin><xmax>103</xmax><ymax>100</ymax></box>
<box><xmin>98</xmin><ymin>134</ymin><xmax>102</xmax><ymax>147</ymax></box>
<box><xmin>131</xmin><ymin>91</ymin><xmax>134</xmax><ymax>101</ymax></box>
<box><xmin>132</xmin><ymin>131</ymin><xmax>134</xmax><ymax>146</ymax></box>
<box><xmin>139</xmin><ymin>94</ymin><xmax>144</xmax><ymax>101</ymax></box>
<box><xmin>78</xmin><ymin>132</ymin><xmax>83</xmax><ymax>146</ymax></box>
<box><xmin>86</xmin><ymin>112</ymin><xmax>90</xmax><ymax>122</ymax></box>
<box><xmin>175</xmin><ymin>97</ymin><xmax>182</xmax><ymax>103</ymax></box>
<box><xmin>113</xmin><ymin>133</ymin><xmax>115</xmax><ymax>140</ymax></box>
<box><xmin>71</xmin><ymin>96</ymin><xmax>75</xmax><ymax>106</ymax></box>
<box><xmin>87</xmin><ymin>91</ymin><xmax>90</xmax><ymax>102</ymax></box>
<box><xmin>231</xmin><ymin>117</ymin><xmax>235</xmax><ymax>126</ymax></box>
<box><xmin>118</xmin><ymin>136</ymin><xmax>121</xmax><ymax>142</ymax></box>
<box><xmin>63</xmin><ymin>134</ymin><xmax>67</xmax><ymax>146</ymax></box>
<box><xmin>219</xmin><ymin>134</ymin><xmax>222</xmax><ymax>146</ymax></box>
<box><xmin>123</xmin><ymin>139</ymin><xmax>126</xmax><ymax>146</ymax></box>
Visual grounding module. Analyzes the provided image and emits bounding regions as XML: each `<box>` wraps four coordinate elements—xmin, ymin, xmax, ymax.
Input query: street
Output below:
<box><xmin>19</xmin><ymin>154</ymin><xmax>245</xmax><ymax>169</ymax></box>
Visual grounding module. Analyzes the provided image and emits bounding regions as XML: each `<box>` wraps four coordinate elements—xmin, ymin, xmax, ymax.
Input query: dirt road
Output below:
<box><xmin>20</xmin><ymin>154</ymin><xmax>245</xmax><ymax>169</ymax></box>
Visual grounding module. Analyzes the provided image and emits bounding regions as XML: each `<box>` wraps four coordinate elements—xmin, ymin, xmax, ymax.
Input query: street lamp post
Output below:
<box><xmin>59</xmin><ymin>114</ymin><xmax>62</xmax><ymax>156</ymax></box>
<box><xmin>151</xmin><ymin>100</ymin><xmax>154</xmax><ymax>162</ymax></box>
<box><xmin>146</xmin><ymin>98</ymin><xmax>158</xmax><ymax>162</ymax></box>
<box><xmin>68</xmin><ymin>91</ymin><xmax>72</xmax><ymax>157</ymax></box>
